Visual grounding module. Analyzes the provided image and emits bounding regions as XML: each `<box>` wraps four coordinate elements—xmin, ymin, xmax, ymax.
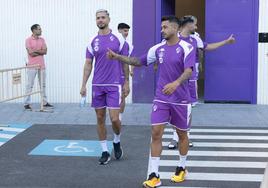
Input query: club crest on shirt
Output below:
<box><xmin>176</xmin><ymin>47</ymin><xmax>181</xmax><ymax>54</ymax></box>
<box><xmin>158</xmin><ymin>48</ymin><xmax>165</xmax><ymax>64</ymax></box>
<box><xmin>153</xmin><ymin>104</ymin><xmax>158</xmax><ymax>112</ymax></box>
<box><xmin>110</xmin><ymin>36</ymin><xmax>114</xmax><ymax>41</ymax></box>
<box><xmin>94</xmin><ymin>38</ymin><xmax>100</xmax><ymax>52</ymax></box>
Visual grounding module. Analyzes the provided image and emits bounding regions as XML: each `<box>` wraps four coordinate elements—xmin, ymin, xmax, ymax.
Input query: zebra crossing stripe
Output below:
<box><xmin>163</xmin><ymin>134</ymin><xmax>268</xmax><ymax>140</ymax></box>
<box><xmin>0</xmin><ymin>127</ymin><xmax>25</xmax><ymax>133</ymax></box>
<box><xmin>161</xmin><ymin>150</ymin><xmax>268</xmax><ymax>157</ymax></box>
<box><xmin>165</xmin><ymin>128</ymin><xmax>268</xmax><ymax>134</ymax></box>
<box><xmin>152</xmin><ymin>127</ymin><xmax>268</xmax><ymax>187</ymax></box>
<box><xmin>162</xmin><ymin>142</ymin><xmax>268</xmax><ymax>148</ymax></box>
<box><xmin>159</xmin><ymin>160</ymin><xmax>267</xmax><ymax>168</ymax></box>
<box><xmin>159</xmin><ymin>172</ymin><xmax>264</xmax><ymax>182</ymax></box>
<box><xmin>0</xmin><ymin>133</ymin><xmax>16</xmax><ymax>139</ymax></box>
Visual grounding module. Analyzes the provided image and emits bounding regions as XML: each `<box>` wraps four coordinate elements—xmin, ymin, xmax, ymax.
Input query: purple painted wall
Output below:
<box><xmin>132</xmin><ymin>0</ymin><xmax>157</xmax><ymax>103</ymax></box>
<box><xmin>132</xmin><ymin>0</ymin><xmax>176</xmax><ymax>103</ymax></box>
<box><xmin>204</xmin><ymin>0</ymin><xmax>259</xmax><ymax>103</ymax></box>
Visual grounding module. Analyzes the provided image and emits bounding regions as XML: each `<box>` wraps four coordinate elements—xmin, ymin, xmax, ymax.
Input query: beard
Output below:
<box><xmin>97</xmin><ymin>23</ymin><xmax>107</xmax><ymax>30</ymax></box>
<box><xmin>162</xmin><ymin>33</ymin><xmax>169</xmax><ymax>40</ymax></box>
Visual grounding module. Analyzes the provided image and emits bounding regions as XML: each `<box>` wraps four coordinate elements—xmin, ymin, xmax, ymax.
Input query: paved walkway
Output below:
<box><xmin>1</xmin><ymin>103</ymin><xmax>268</xmax><ymax>188</ymax></box>
<box><xmin>0</xmin><ymin>103</ymin><xmax>268</xmax><ymax>127</ymax></box>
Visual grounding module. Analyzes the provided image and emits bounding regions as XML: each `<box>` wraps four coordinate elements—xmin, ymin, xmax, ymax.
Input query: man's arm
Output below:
<box><xmin>122</xmin><ymin>63</ymin><xmax>130</xmax><ymax>97</ymax></box>
<box><xmin>107</xmin><ymin>49</ymin><xmax>142</xmax><ymax>66</ymax></box>
<box><xmin>205</xmin><ymin>34</ymin><xmax>235</xmax><ymax>51</ymax></box>
<box><xmin>80</xmin><ymin>59</ymin><xmax>93</xmax><ymax>96</ymax></box>
<box><xmin>162</xmin><ymin>68</ymin><xmax>192</xmax><ymax>95</ymax></box>
<box><xmin>35</xmin><ymin>42</ymin><xmax>47</xmax><ymax>55</ymax></box>
<box><xmin>35</xmin><ymin>48</ymin><xmax>47</xmax><ymax>55</ymax></box>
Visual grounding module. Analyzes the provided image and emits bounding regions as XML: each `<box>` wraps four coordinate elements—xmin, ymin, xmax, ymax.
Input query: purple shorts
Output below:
<box><xmin>151</xmin><ymin>101</ymin><xmax>191</xmax><ymax>131</ymax></box>
<box><xmin>91</xmin><ymin>85</ymin><xmax>122</xmax><ymax>109</ymax></box>
<box><xmin>189</xmin><ymin>80</ymin><xmax>198</xmax><ymax>103</ymax></box>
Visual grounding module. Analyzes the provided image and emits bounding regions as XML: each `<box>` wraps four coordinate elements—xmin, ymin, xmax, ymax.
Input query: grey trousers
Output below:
<box><xmin>24</xmin><ymin>69</ymin><xmax>47</xmax><ymax>105</ymax></box>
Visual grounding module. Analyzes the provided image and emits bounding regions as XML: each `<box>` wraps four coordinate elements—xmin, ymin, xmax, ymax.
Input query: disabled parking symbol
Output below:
<box><xmin>29</xmin><ymin>140</ymin><xmax>113</xmax><ymax>157</ymax></box>
<box><xmin>54</xmin><ymin>142</ymin><xmax>94</xmax><ymax>153</ymax></box>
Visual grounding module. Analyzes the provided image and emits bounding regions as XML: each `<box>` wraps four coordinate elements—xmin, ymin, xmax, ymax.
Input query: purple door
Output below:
<box><xmin>205</xmin><ymin>0</ymin><xmax>259</xmax><ymax>103</ymax></box>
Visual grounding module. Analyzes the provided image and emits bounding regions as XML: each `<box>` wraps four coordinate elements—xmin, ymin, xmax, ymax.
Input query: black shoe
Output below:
<box><xmin>113</xmin><ymin>142</ymin><xmax>123</xmax><ymax>159</ymax></box>
<box><xmin>24</xmin><ymin>104</ymin><xmax>32</xmax><ymax>111</ymax></box>
<box><xmin>99</xmin><ymin>151</ymin><xmax>111</xmax><ymax>165</ymax></box>
<box><xmin>43</xmin><ymin>103</ymin><xmax>54</xmax><ymax>108</ymax></box>
<box><xmin>189</xmin><ymin>140</ymin><xmax>194</xmax><ymax>147</ymax></box>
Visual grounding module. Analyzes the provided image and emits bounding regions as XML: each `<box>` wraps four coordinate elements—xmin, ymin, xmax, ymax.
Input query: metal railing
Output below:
<box><xmin>0</xmin><ymin>65</ymin><xmax>45</xmax><ymax>111</ymax></box>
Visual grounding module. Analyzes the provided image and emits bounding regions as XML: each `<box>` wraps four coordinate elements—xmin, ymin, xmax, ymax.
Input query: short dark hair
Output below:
<box><xmin>118</xmin><ymin>23</ymin><xmax>130</xmax><ymax>30</ymax></box>
<box><xmin>161</xmin><ymin>16</ymin><xmax>180</xmax><ymax>25</ymax></box>
<box><xmin>31</xmin><ymin>24</ymin><xmax>40</xmax><ymax>32</ymax></box>
<box><xmin>179</xmin><ymin>16</ymin><xmax>195</xmax><ymax>27</ymax></box>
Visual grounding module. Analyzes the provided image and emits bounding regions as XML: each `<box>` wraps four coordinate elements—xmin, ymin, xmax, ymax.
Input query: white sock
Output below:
<box><xmin>113</xmin><ymin>133</ymin><xmax>121</xmax><ymax>143</ymax></box>
<box><xmin>173</xmin><ymin>129</ymin><xmax>179</xmax><ymax>142</ymax></box>
<box><xmin>100</xmin><ymin>140</ymin><xmax>108</xmax><ymax>152</ymax></box>
<box><xmin>178</xmin><ymin>154</ymin><xmax>187</xmax><ymax>169</ymax></box>
<box><xmin>151</xmin><ymin>157</ymin><xmax>160</xmax><ymax>176</ymax></box>
<box><xmin>188</xmin><ymin>131</ymin><xmax>190</xmax><ymax>137</ymax></box>
<box><xmin>119</xmin><ymin>113</ymin><xmax>122</xmax><ymax>121</ymax></box>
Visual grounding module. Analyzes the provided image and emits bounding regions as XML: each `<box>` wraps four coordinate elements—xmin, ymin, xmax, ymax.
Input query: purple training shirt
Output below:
<box><xmin>140</xmin><ymin>40</ymin><xmax>195</xmax><ymax>104</ymax></box>
<box><xmin>86</xmin><ymin>31</ymin><xmax>129</xmax><ymax>85</ymax></box>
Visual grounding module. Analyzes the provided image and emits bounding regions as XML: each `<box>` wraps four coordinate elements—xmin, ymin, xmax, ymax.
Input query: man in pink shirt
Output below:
<box><xmin>24</xmin><ymin>24</ymin><xmax>53</xmax><ymax>110</ymax></box>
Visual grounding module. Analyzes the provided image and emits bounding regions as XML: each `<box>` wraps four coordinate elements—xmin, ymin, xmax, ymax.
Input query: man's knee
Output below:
<box><xmin>110</xmin><ymin>115</ymin><xmax>120</xmax><ymax>124</ymax></box>
<box><xmin>96</xmin><ymin>110</ymin><xmax>106</xmax><ymax>124</ymax></box>
<box><xmin>152</xmin><ymin>127</ymin><xmax>163</xmax><ymax>141</ymax></box>
<box><xmin>177</xmin><ymin>130</ymin><xmax>188</xmax><ymax>140</ymax></box>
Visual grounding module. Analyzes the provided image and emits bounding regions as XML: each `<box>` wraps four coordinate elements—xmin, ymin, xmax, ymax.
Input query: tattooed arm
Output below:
<box><xmin>107</xmin><ymin>49</ymin><xmax>143</xmax><ymax>67</ymax></box>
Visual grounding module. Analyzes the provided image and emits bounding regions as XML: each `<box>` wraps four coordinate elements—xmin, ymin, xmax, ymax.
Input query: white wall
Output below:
<box><xmin>0</xmin><ymin>0</ymin><xmax>133</xmax><ymax>103</ymax></box>
<box><xmin>258</xmin><ymin>0</ymin><xmax>268</xmax><ymax>104</ymax></box>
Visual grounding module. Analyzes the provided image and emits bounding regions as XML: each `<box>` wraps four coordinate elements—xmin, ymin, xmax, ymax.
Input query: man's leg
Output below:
<box><xmin>24</xmin><ymin>69</ymin><xmax>37</xmax><ymax>109</ymax></box>
<box><xmin>170</xmin><ymin>104</ymin><xmax>191</xmax><ymax>183</ymax></box>
<box><xmin>107</xmin><ymin>85</ymin><xmax>123</xmax><ymax>160</ymax></box>
<box><xmin>177</xmin><ymin>129</ymin><xmax>189</xmax><ymax>168</ymax></box>
<box><xmin>109</xmin><ymin>108</ymin><xmax>123</xmax><ymax>160</ymax></box>
<box><xmin>96</xmin><ymin>107</ymin><xmax>110</xmax><ymax>165</ymax></box>
<box><xmin>143</xmin><ymin>102</ymin><xmax>169</xmax><ymax>188</ymax></box>
<box><xmin>96</xmin><ymin>108</ymin><xmax>107</xmax><ymax>141</ymax></box>
<box><xmin>150</xmin><ymin>124</ymin><xmax>165</xmax><ymax>174</ymax></box>
<box><xmin>143</xmin><ymin>124</ymin><xmax>165</xmax><ymax>188</ymax></box>
<box><xmin>168</xmin><ymin>128</ymin><xmax>179</xmax><ymax>149</ymax></box>
<box><xmin>92</xmin><ymin>85</ymin><xmax>110</xmax><ymax>165</ymax></box>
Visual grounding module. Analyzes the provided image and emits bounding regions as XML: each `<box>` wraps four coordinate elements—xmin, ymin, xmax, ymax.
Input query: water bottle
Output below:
<box><xmin>80</xmin><ymin>96</ymin><xmax>86</xmax><ymax>107</ymax></box>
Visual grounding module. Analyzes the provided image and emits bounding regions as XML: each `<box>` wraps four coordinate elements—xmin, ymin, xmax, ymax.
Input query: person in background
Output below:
<box><xmin>24</xmin><ymin>24</ymin><xmax>53</xmax><ymax>110</ymax></box>
<box><xmin>118</xmin><ymin>22</ymin><xmax>133</xmax><ymax>121</ymax></box>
